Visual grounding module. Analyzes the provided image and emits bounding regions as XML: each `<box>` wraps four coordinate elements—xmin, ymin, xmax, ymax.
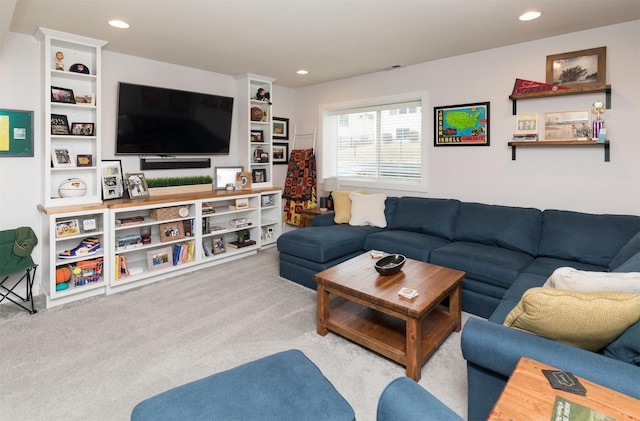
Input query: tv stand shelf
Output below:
<box><xmin>507</xmin><ymin>140</ymin><xmax>610</xmax><ymax>162</ymax></box>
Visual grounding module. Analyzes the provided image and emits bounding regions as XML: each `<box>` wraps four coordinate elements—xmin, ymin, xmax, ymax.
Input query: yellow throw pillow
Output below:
<box><xmin>332</xmin><ymin>190</ymin><xmax>366</xmax><ymax>224</ymax></box>
<box><xmin>504</xmin><ymin>287</ymin><xmax>640</xmax><ymax>351</ymax></box>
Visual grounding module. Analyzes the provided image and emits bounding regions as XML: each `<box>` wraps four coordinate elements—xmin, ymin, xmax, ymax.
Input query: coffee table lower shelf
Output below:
<box><xmin>326</xmin><ymin>299</ymin><xmax>457</xmax><ymax>372</ymax></box>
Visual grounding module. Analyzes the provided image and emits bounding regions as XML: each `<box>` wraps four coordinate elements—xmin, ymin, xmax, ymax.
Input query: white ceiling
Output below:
<box><xmin>5</xmin><ymin>0</ymin><xmax>640</xmax><ymax>88</ymax></box>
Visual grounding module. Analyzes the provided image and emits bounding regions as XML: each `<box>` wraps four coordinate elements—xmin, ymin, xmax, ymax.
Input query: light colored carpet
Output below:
<box><xmin>0</xmin><ymin>248</ymin><xmax>471</xmax><ymax>420</ymax></box>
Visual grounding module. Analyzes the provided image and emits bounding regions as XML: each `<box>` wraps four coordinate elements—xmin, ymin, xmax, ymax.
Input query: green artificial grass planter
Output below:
<box><xmin>146</xmin><ymin>176</ymin><xmax>213</xmax><ymax>197</ymax></box>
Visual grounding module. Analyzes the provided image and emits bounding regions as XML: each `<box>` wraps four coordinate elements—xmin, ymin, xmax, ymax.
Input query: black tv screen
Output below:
<box><xmin>116</xmin><ymin>82</ymin><xmax>234</xmax><ymax>155</ymax></box>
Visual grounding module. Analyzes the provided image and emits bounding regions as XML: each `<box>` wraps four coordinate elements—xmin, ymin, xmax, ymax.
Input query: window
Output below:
<box><xmin>324</xmin><ymin>99</ymin><xmax>422</xmax><ymax>187</ymax></box>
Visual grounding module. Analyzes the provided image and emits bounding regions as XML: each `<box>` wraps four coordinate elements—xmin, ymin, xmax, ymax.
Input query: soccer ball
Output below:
<box><xmin>58</xmin><ymin>178</ymin><xmax>87</xmax><ymax>198</ymax></box>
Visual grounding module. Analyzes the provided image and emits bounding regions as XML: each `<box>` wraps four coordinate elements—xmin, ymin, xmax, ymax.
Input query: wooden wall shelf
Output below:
<box><xmin>507</xmin><ymin>140</ymin><xmax>610</xmax><ymax>162</ymax></box>
<box><xmin>509</xmin><ymin>85</ymin><xmax>611</xmax><ymax>115</ymax></box>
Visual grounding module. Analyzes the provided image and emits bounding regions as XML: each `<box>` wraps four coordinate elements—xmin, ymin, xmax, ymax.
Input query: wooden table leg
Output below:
<box><xmin>316</xmin><ymin>283</ymin><xmax>329</xmax><ymax>336</ymax></box>
<box><xmin>450</xmin><ymin>283</ymin><xmax>462</xmax><ymax>332</ymax></box>
<box><xmin>405</xmin><ymin>317</ymin><xmax>421</xmax><ymax>381</ymax></box>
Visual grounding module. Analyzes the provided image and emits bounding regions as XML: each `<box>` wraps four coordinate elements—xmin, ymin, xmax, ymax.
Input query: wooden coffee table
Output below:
<box><xmin>313</xmin><ymin>253</ymin><xmax>465</xmax><ymax>381</ymax></box>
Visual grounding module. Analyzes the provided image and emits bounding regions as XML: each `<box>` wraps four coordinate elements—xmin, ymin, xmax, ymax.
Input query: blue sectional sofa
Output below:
<box><xmin>277</xmin><ymin>196</ymin><xmax>640</xmax><ymax>420</ymax></box>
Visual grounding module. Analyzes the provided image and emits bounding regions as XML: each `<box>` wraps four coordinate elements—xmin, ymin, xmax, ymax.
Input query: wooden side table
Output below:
<box><xmin>299</xmin><ymin>208</ymin><xmax>333</xmax><ymax>228</ymax></box>
<box><xmin>489</xmin><ymin>357</ymin><xmax>640</xmax><ymax>421</ymax></box>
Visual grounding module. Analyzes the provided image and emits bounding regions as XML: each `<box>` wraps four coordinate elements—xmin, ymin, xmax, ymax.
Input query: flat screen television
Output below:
<box><xmin>116</xmin><ymin>82</ymin><xmax>234</xmax><ymax>155</ymax></box>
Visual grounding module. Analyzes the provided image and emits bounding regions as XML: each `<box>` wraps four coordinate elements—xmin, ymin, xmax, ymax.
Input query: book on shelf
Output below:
<box><xmin>512</xmin><ymin>133</ymin><xmax>539</xmax><ymax>141</ymax></box>
<box><xmin>230</xmin><ymin>218</ymin><xmax>252</xmax><ymax>228</ymax></box>
<box><xmin>120</xmin><ymin>255</ymin><xmax>129</xmax><ymax>277</ymax></box>
<box><xmin>228</xmin><ymin>239</ymin><xmax>257</xmax><ymax>249</ymax></box>
<box><xmin>116</xmin><ymin>215</ymin><xmax>145</xmax><ymax>226</ymax></box>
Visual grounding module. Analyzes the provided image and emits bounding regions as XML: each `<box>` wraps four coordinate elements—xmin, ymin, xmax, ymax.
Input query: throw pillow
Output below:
<box><xmin>349</xmin><ymin>192</ymin><xmax>387</xmax><ymax>228</ymax></box>
<box><xmin>333</xmin><ymin>190</ymin><xmax>366</xmax><ymax>224</ymax></box>
<box><xmin>504</xmin><ymin>287</ymin><xmax>640</xmax><ymax>351</ymax></box>
<box><xmin>543</xmin><ymin>267</ymin><xmax>640</xmax><ymax>294</ymax></box>
<box><xmin>609</xmin><ymin>231</ymin><xmax>640</xmax><ymax>271</ymax></box>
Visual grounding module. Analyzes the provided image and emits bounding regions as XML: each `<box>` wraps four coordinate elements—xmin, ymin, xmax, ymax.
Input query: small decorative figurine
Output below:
<box><xmin>255</xmin><ymin>88</ymin><xmax>272</xmax><ymax>105</ymax></box>
<box><xmin>55</xmin><ymin>51</ymin><xmax>64</xmax><ymax>71</ymax></box>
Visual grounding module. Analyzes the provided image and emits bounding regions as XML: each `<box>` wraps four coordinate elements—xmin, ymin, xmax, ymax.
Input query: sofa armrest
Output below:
<box><xmin>312</xmin><ymin>213</ymin><xmax>337</xmax><ymax>227</ymax></box>
<box><xmin>461</xmin><ymin>318</ymin><xmax>640</xmax><ymax>398</ymax></box>
<box><xmin>377</xmin><ymin>377</ymin><xmax>463</xmax><ymax>421</ymax></box>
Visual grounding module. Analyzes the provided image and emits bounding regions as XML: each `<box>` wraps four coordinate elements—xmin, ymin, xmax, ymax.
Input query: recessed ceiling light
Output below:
<box><xmin>109</xmin><ymin>20</ymin><xmax>130</xmax><ymax>29</ymax></box>
<box><xmin>296</xmin><ymin>69</ymin><xmax>309</xmax><ymax>75</ymax></box>
<box><xmin>519</xmin><ymin>11</ymin><xmax>541</xmax><ymax>21</ymax></box>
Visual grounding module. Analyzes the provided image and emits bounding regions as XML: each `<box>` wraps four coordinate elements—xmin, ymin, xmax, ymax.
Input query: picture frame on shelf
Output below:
<box><xmin>81</xmin><ymin>217</ymin><xmax>98</xmax><ymax>232</ymax></box>
<box><xmin>273</xmin><ymin>117</ymin><xmax>289</xmax><ymax>140</ymax></box>
<box><xmin>147</xmin><ymin>247</ymin><xmax>172</xmax><ymax>271</ymax></box>
<box><xmin>75</xmin><ymin>93</ymin><xmax>95</xmax><ymax>105</ymax></box>
<box><xmin>101</xmin><ymin>160</ymin><xmax>124</xmax><ymax>200</ymax></box>
<box><xmin>51</xmin><ymin>86</ymin><xmax>75</xmax><ymax>104</ymax></box>
<box><xmin>51</xmin><ymin>146</ymin><xmax>74</xmax><ymax>167</ymax></box>
<box><xmin>76</xmin><ymin>154</ymin><xmax>93</xmax><ymax>167</ymax></box>
<box><xmin>125</xmin><ymin>172</ymin><xmax>149</xmax><ymax>198</ymax></box>
<box><xmin>515</xmin><ymin>113</ymin><xmax>538</xmax><ymax>135</ymax></box>
<box><xmin>71</xmin><ymin>122</ymin><xmax>95</xmax><ymax>136</ymax></box>
<box><xmin>236</xmin><ymin>171</ymin><xmax>252</xmax><ymax>190</ymax></box>
<box><xmin>0</xmin><ymin>108</ymin><xmax>33</xmax><ymax>157</ymax></box>
<box><xmin>51</xmin><ymin>114</ymin><xmax>70</xmax><ymax>135</ymax></box>
<box><xmin>55</xmin><ymin>219</ymin><xmax>80</xmax><ymax>238</ymax></box>
<box><xmin>212</xmin><ymin>235</ymin><xmax>226</xmax><ymax>255</ymax></box>
<box><xmin>250</xmin><ymin>129</ymin><xmax>264</xmax><ymax>142</ymax></box>
<box><xmin>214</xmin><ymin>166</ymin><xmax>243</xmax><ymax>190</ymax></box>
<box><xmin>434</xmin><ymin>102</ymin><xmax>490</xmax><ymax>146</ymax></box>
<box><xmin>543</xmin><ymin>110</ymin><xmax>591</xmax><ymax>141</ymax></box>
<box><xmin>252</xmin><ymin>168</ymin><xmax>267</xmax><ymax>183</ymax></box>
<box><xmin>273</xmin><ymin>143</ymin><xmax>289</xmax><ymax>165</ymax></box>
<box><xmin>546</xmin><ymin>47</ymin><xmax>606</xmax><ymax>88</ymax></box>
<box><xmin>159</xmin><ymin>221</ymin><xmax>186</xmax><ymax>243</ymax></box>
<box><xmin>235</xmin><ymin>198</ymin><xmax>249</xmax><ymax>209</ymax></box>
<box><xmin>261</xmin><ymin>195</ymin><xmax>274</xmax><ymax>207</ymax></box>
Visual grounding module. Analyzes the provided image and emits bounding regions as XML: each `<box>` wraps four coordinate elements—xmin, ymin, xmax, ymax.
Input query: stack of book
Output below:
<box><xmin>512</xmin><ymin>133</ymin><xmax>538</xmax><ymax>142</ymax></box>
<box><xmin>230</xmin><ymin>218</ymin><xmax>252</xmax><ymax>228</ymax></box>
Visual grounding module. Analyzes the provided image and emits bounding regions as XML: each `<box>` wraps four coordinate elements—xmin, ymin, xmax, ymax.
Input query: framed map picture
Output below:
<box><xmin>434</xmin><ymin>102</ymin><xmax>490</xmax><ymax>146</ymax></box>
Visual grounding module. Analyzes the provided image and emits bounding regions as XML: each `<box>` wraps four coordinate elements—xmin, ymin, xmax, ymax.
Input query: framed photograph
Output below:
<box><xmin>51</xmin><ymin>146</ymin><xmax>74</xmax><ymax>167</ymax></box>
<box><xmin>235</xmin><ymin>198</ymin><xmax>249</xmax><ymax>209</ymax></box>
<box><xmin>76</xmin><ymin>154</ymin><xmax>93</xmax><ymax>167</ymax></box>
<box><xmin>51</xmin><ymin>86</ymin><xmax>75</xmax><ymax>104</ymax></box>
<box><xmin>71</xmin><ymin>122</ymin><xmax>95</xmax><ymax>136</ymax></box>
<box><xmin>101</xmin><ymin>160</ymin><xmax>124</xmax><ymax>200</ymax></box>
<box><xmin>252</xmin><ymin>168</ymin><xmax>267</xmax><ymax>184</ymax></box>
<box><xmin>543</xmin><ymin>110</ymin><xmax>591</xmax><ymax>141</ymax></box>
<box><xmin>515</xmin><ymin>113</ymin><xmax>538</xmax><ymax>135</ymax></box>
<box><xmin>125</xmin><ymin>172</ymin><xmax>149</xmax><ymax>198</ymax></box>
<box><xmin>75</xmin><ymin>93</ymin><xmax>95</xmax><ymax>105</ymax></box>
<box><xmin>434</xmin><ymin>102</ymin><xmax>490</xmax><ymax>146</ymax></box>
<box><xmin>159</xmin><ymin>221</ymin><xmax>185</xmax><ymax>243</ymax></box>
<box><xmin>273</xmin><ymin>117</ymin><xmax>289</xmax><ymax>140</ymax></box>
<box><xmin>147</xmin><ymin>247</ymin><xmax>172</xmax><ymax>271</ymax></box>
<box><xmin>236</xmin><ymin>171</ymin><xmax>252</xmax><ymax>190</ymax></box>
<box><xmin>212</xmin><ymin>235</ymin><xmax>226</xmax><ymax>255</ymax></box>
<box><xmin>273</xmin><ymin>143</ymin><xmax>289</xmax><ymax>165</ymax></box>
<box><xmin>262</xmin><ymin>195</ymin><xmax>274</xmax><ymax>207</ymax></box>
<box><xmin>51</xmin><ymin>114</ymin><xmax>70</xmax><ymax>135</ymax></box>
<box><xmin>215</xmin><ymin>166</ymin><xmax>243</xmax><ymax>190</ymax></box>
<box><xmin>0</xmin><ymin>108</ymin><xmax>33</xmax><ymax>157</ymax></box>
<box><xmin>250</xmin><ymin>130</ymin><xmax>264</xmax><ymax>142</ymax></box>
<box><xmin>546</xmin><ymin>47</ymin><xmax>606</xmax><ymax>88</ymax></box>
<box><xmin>55</xmin><ymin>219</ymin><xmax>80</xmax><ymax>238</ymax></box>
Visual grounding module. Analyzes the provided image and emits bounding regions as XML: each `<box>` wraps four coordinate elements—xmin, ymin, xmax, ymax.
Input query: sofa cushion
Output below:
<box><xmin>349</xmin><ymin>192</ymin><xmax>387</xmax><ymax>228</ymax></box>
<box><xmin>454</xmin><ymin>202</ymin><xmax>541</xmax><ymax>255</ymax></box>
<box><xmin>363</xmin><ymin>230</ymin><xmax>450</xmax><ymax>263</ymax></box>
<box><xmin>538</xmin><ymin>210</ymin><xmax>640</xmax><ymax>267</ymax></box>
<box><xmin>601</xmin><ymin>320</ymin><xmax>640</xmax><ymax>366</ymax></box>
<box><xmin>504</xmin><ymin>287</ymin><xmax>640</xmax><ymax>351</ymax></box>
<box><xmin>430</xmin><ymin>242</ymin><xmax>534</xmax><ymax>289</ymax></box>
<box><xmin>614</xmin><ymin>251</ymin><xmax>640</xmax><ymax>273</ymax></box>
<box><xmin>543</xmin><ymin>267</ymin><xmax>640</xmax><ymax>293</ymax></box>
<box><xmin>389</xmin><ymin>197</ymin><xmax>460</xmax><ymax>239</ymax></box>
<box><xmin>333</xmin><ymin>190</ymin><xmax>366</xmax><ymax>224</ymax></box>
<box><xmin>609</xmin><ymin>231</ymin><xmax>640</xmax><ymax>271</ymax></box>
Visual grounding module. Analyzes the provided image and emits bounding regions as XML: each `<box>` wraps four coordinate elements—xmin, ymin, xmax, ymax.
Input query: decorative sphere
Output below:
<box><xmin>250</xmin><ymin>107</ymin><xmax>264</xmax><ymax>122</ymax></box>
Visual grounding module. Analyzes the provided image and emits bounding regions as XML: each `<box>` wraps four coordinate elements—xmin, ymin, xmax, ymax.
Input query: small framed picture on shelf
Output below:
<box><xmin>236</xmin><ymin>171</ymin><xmax>252</xmax><ymax>190</ymax></box>
<box><xmin>543</xmin><ymin>110</ymin><xmax>590</xmax><ymax>141</ymax></box>
<box><xmin>101</xmin><ymin>160</ymin><xmax>124</xmax><ymax>200</ymax></box>
<box><xmin>55</xmin><ymin>219</ymin><xmax>80</xmax><ymax>237</ymax></box>
<box><xmin>159</xmin><ymin>221</ymin><xmax>185</xmax><ymax>242</ymax></box>
<box><xmin>262</xmin><ymin>195</ymin><xmax>274</xmax><ymax>207</ymax></box>
<box><xmin>81</xmin><ymin>217</ymin><xmax>98</xmax><ymax>232</ymax></box>
<box><xmin>51</xmin><ymin>86</ymin><xmax>75</xmax><ymax>104</ymax></box>
<box><xmin>212</xmin><ymin>235</ymin><xmax>226</xmax><ymax>255</ymax></box>
<box><xmin>75</xmin><ymin>93</ymin><xmax>95</xmax><ymax>105</ymax></box>
<box><xmin>51</xmin><ymin>114</ymin><xmax>70</xmax><ymax>135</ymax></box>
<box><xmin>147</xmin><ymin>247</ymin><xmax>172</xmax><ymax>271</ymax></box>
<box><xmin>235</xmin><ymin>197</ymin><xmax>249</xmax><ymax>209</ymax></box>
<box><xmin>272</xmin><ymin>143</ymin><xmax>289</xmax><ymax>165</ymax></box>
<box><xmin>71</xmin><ymin>122</ymin><xmax>95</xmax><ymax>136</ymax></box>
<box><xmin>125</xmin><ymin>172</ymin><xmax>149</xmax><ymax>198</ymax></box>
<box><xmin>273</xmin><ymin>117</ymin><xmax>289</xmax><ymax>140</ymax></box>
<box><xmin>515</xmin><ymin>113</ymin><xmax>538</xmax><ymax>135</ymax></box>
<box><xmin>51</xmin><ymin>146</ymin><xmax>74</xmax><ymax>167</ymax></box>
<box><xmin>252</xmin><ymin>168</ymin><xmax>267</xmax><ymax>183</ymax></box>
<box><xmin>250</xmin><ymin>130</ymin><xmax>264</xmax><ymax>142</ymax></box>
<box><xmin>215</xmin><ymin>166</ymin><xmax>243</xmax><ymax>190</ymax></box>
<box><xmin>76</xmin><ymin>154</ymin><xmax>93</xmax><ymax>167</ymax></box>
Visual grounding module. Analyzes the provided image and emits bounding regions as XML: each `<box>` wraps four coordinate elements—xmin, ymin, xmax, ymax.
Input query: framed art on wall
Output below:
<box><xmin>272</xmin><ymin>143</ymin><xmax>289</xmax><ymax>165</ymax></box>
<box><xmin>101</xmin><ymin>160</ymin><xmax>124</xmax><ymax>200</ymax></box>
<box><xmin>0</xmin><ymin>108</ymin><xmax>34</xmax><ymax>157</ymax></box>
<box><xmin>543</xmin><ymin>110</ymin><xmax>590</xmax><ymax>141</ymax></box>
<box><xmin>546</xmin><ymin>47</ymin><xmax>606</xmax><ymax>88</ymax></box>
<box><xmin>273</xmin><ymin>117</ymin><xmax>289</xmax><ymax>140</ymax></box>
<box><xmin>434</xmin><ymin>102</ymin><xmax>490</xmax><ymax>146</ymax></box>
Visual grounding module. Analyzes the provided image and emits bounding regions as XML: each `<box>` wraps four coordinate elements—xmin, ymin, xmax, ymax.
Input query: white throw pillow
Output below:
<box><xmin>348</xmin><ymin>192</ymin><xmax>387</xmax><ymax>228</ymax></box>
<box><xmin>543</xmin><ymin>267</ymin><xmax>640</xmax><ymax>293</ymax></box>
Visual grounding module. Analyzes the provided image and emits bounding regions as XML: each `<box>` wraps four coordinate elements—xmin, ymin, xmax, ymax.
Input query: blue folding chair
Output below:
<box><xmin>0</xmin><ymin>228</ymin><xmax>38</xmax><ymax>314</ymax></box>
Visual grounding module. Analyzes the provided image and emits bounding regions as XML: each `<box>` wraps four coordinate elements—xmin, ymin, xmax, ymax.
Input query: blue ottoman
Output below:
<box><xmin>131</xmin><ymin>349</ymin><xmax>355</xmax><ymax>421</ymax></box>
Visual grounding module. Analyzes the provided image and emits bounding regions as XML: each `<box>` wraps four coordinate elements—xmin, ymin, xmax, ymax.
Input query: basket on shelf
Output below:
<box><xmin>70</xmin><ymin>258</ymin><xmax>103</xmax><ymax>287</ymax></box>
<box><xmin>149</xmin><ymin>206</ymin><xmax>189</xmax><ymax>221</ymax></box>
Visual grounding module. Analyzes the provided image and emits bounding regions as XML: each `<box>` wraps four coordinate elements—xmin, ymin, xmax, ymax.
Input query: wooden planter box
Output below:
<box><xmin>148</xmin><ymin>184</ymin><xmax>213</xmax><ymax>197</ymax></box>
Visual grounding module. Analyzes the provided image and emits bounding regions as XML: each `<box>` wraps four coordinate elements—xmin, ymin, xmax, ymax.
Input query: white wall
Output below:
<box><xmin>295</xmin><ymin>20</ymin><xmax>640</xmax><ymax>215</ymax></box>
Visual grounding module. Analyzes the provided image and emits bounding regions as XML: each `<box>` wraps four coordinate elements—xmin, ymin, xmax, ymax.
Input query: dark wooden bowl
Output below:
<box><xmin>374</xmin><ymin>254</ymin><xmax>406</xmax><ymax>276</ymax></box>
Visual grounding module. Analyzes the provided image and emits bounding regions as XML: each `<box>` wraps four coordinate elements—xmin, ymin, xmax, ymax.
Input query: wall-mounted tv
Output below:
<box><xmin>116</xmin><ymin>82</ymin><xmax>234</xmax><ymax>155</ymax></box>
